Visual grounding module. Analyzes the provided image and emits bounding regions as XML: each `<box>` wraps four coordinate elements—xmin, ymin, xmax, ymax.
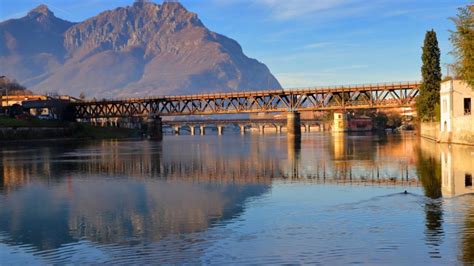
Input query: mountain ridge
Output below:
<box><xmin>0</xmin><ymin>1</ymin><xmax>281</xmax><ymax>98</ymax></box>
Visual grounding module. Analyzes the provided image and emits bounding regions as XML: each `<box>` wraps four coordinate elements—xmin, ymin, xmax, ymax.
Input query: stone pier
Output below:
<box><xmin>147</xmin><ymin>115</ymin><xmax>162</xmax><ymax>140</ymax></box>
<box><xmin>173</xmin><ymin>125</ymin><xmax>180</xmax><ymax>135</ymax></box>
<box><xmin>240</xmin><ymin>125</ymin><xmax>246</xmax><ymax>134</ymax></box>
<box><xmin>287</xmin><ymin>111</ymin><xmax>301</xmax><ymax>136</ymax></box>
<box><xmin>276</xmin><ymin>125</ymin><xmax>283</xmax><ymax>134</ymax></box>
<box><xmin>189</xmin><ymin>125</ymin><xmax>196</xmax><ymax>136</ymax></box>
<box><xmin>305</xmin><ymin>124</ymin><xmax>310</xmax><ymax>133</ymax></box>
<box><xmin>200</xmin><ymin>125</ymin><xmax>206</xmax><ymax>135</ymax></box>
<box><xmin>217</xmin><ymin>125</ymin><xmax>224</xmax><ymax>136</ymax></box>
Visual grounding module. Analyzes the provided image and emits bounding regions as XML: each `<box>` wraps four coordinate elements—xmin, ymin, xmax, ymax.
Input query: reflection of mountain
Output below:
<box><xmin>1</xmin><ymin>134</ymin><xmax>473</xmax><ymax>262</ymax></box>
<box><xmin>0</xmin><ymin>178</ymin><xmax>269</xmax><ymax>250</ymax></box>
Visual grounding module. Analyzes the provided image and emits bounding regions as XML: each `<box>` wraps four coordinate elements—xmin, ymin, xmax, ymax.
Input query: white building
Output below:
<box><xmin>440</xmin><ymin>80</ymin><xmax>474</xmax><ymax>144</ymax></box>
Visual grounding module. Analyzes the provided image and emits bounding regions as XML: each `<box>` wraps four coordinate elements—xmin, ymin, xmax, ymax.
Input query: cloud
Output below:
<box><xmin>258</xmin><ymin>0</ymin><xmax>350</xmax><ymax>20</ymax></box>
<box><xmin>210</xmin><ymin>0</ymin><xmax>374</xmax><ymax>21</ymax></box>
<box><xmin>304</xmin><ymin>42</ymin><xmax>333</xmax><ymax>49</ymax></box>
<box><xmin>275</xmin><ymin>64</ymin><xmax>369</xmax><ymax>88</ymax></box>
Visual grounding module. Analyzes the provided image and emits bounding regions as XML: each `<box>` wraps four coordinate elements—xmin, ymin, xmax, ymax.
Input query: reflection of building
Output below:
<box><xmin>440</xmin><ymin>80</ymin><xmax>473</xmax><ymax>144</ymax></box>
<box><xmin>440</xmin><ymin>144</ymin><xmax>474</xmax><ymax>197</ymax></box>
<box><xmin>419</xmin><ymin>138</ymin><xmax>474</xmax><ymax>197</ymax></box>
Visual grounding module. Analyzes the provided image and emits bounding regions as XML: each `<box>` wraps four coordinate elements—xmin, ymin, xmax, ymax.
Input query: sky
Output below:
<box><xmin>0</xmin><ymin>0</ymin><xmax>470</xmax><ymax>88</ymax></box>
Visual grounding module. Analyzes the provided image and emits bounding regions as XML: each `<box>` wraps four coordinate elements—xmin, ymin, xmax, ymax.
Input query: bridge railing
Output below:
<box><xmin>78</xmin><ymin>81</ymin><xmax>421</xmax><ymax>103</ymax></box>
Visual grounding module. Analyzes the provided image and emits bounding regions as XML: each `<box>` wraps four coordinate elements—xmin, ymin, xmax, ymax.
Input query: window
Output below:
<box><xmin>443</xmin><ymin>99</ymin><xmax>447</xmax><ymax>114</ymax></box>
<box><xmin>465</xmin><ymin>98</ymin><xmax>471</xmax><ymax>115</ymax></box>
<box><xmin>466</xmin><ymin>173</ymin><xmax>473</xmax><ymax>187</ymax></box>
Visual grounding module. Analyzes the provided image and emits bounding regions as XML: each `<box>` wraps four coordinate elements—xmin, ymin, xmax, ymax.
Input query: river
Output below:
<box><xmin>0</xmin><ymin>132</ymin><xmax>473</xmax><ymax>264</ymax></box>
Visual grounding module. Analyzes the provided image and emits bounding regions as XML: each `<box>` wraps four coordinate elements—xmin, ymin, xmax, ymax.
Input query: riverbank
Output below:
<box><xmin>0</xmin><ymin>117</ymin><xmax>142</xmax><ymax>141</ymax></box>
<box><xmin>421</xmin><ymin>121</ymin><xmax>474</xmax><ymax>146</ymax></box>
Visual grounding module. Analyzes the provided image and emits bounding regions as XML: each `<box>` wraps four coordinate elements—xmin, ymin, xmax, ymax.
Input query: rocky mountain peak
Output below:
<box><xmin>1</xmin><ymin>1</ymin><xmax>281</xmax><ymax>97</ymax></box>
<box><xmin>27</xmin><ymin>4</ymin><xmax>54</xmax><ymax>18</ymax></box>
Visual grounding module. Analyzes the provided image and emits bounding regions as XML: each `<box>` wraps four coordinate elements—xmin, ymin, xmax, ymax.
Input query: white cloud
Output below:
<box><xmin>211</xmin><ymin>0</ymin><xmax>395</xmax><ymax>21</ymax></box>
<box><xmin>258</xmin><ymin>0</ymin><xmax>350</xmax><ymax>20</ymax></box>
<box><xmin>304</xmin><ymin>42</ymin><xmax>333</xmax><ymax>49</ymax></box>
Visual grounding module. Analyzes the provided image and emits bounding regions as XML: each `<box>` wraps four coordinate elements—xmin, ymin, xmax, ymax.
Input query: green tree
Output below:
<box><xmin>417</xmin><ymin>30</ymin><xmax>442</xmax><ymax>121</ymax></box>
<box><xmin>386</xmin><ymin>113</ymin><xmax>402</xmax><ymax>129</ymax></box>
<box><xmin>450</xmin><ymin>5</ymin><xmax>474</xmax><ymax>89</ymax></box>
<box><xmin>370</xmin><ymin>112</ymin><xmax>388</xmax><ymax>130</ymax></box>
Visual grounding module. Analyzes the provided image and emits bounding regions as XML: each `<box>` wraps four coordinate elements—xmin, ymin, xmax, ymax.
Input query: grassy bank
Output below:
<box><xmin>0</xmin><ymin>116</ymin><xmax>66</xmax><ymax>128</ymax></box>
<box><xmin>0</xmin><ymin>117</ymin><xmax>142</xmax><ymax>140</ymax></box>
<box><xmin>72</xmin><ymin>124</ymin><xmax>142</xmax><ymax>139</ymax></box>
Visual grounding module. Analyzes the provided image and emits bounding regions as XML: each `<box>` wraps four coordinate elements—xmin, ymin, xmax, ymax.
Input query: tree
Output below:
<box><xmin>417</xmin><ymin>30</ymin><xmax>442</xmax><ymax>121</ymax></box>
<box><xmin>0</xmin><ymin>76</ymin><xmax>31</xmax><ymax>96</ymax></box>
<box><xmin>371</xmin><ymin>112</ymin><xmax>388</xmax><ymax>130</ymax></box>
<box><xmin>386</xmin><ymin>113</ymin><xmax>402</xmax><ymax>129</ymax></box>
<box><xmin>450</xmin><ymin>5</ymin><xmax>474</xmax><ymax>89</ymax></box>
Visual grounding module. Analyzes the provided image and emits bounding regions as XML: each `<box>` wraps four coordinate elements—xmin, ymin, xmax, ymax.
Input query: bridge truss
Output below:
<box><xmin>73</xmin><ymin>82</ymin><xmax>420</xmax><ymax>119</ymax></box>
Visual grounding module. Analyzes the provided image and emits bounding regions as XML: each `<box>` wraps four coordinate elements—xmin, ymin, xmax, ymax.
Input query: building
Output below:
<box><xmin>22</xmin><ymin>97</ymin><xmax>77</xmax><ymax>120</ymax></box>
<box><xmin>440</xmin><ymin>80</ymin><xmax>474</xmax><ymax>144</ymax></box>
<box><xmin>348</xmin><ymin>116</ymin><xmax>373</xmax><ymax>132</ymax></box>
<box><xmin>332</xmin><ymin>112</ymin><xmax>348</xmax><ymax>132</ymax></box>
<box><xmin>0</xmin><ymin>95</ymin><xmax>47</xmax><ymax>107</ymax></box>
<box><xmin>332</xmin><ymin>112</ymin><xmax>373</xmax><ymax>132</ymax></box>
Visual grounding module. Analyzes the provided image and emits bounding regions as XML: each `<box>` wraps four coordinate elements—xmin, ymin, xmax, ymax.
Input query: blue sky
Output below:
<box><xmin>0</xmin><ymin>0</ymin><xmax>469</xmax><ymax>88</ymax></box>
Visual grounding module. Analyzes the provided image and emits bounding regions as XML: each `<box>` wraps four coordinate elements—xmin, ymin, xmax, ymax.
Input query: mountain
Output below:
<box><xmin>0</xmin><ymin>1</ymin><xmax>281</xmax><ymax>98</ymax></box>
<box><xmin>0</xmin><ymin>5</ymin><xmax>74</xmax><ymax>87</ymax></box>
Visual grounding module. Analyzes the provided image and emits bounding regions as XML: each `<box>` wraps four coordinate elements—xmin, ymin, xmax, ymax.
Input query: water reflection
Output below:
<box><xmin>416</xmin><ymin>140</ymin><xmax>444</xmax><ymax>258</ymax></box>
<box><xmin>416</xmin><ymin>138</ymin><xmax>474</xmax><ymax>262</ymax></box>
<box><xmin>0</xmin><ymin>133</ymin><xmax>473</xmax><ymax>263</ymax></box>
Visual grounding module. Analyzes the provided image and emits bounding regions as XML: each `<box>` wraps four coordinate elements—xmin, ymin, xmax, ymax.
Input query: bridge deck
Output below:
<box><xmin>74</xmin><ymin>81</ymin><xmax>420</xmax><ymax>119</ymax></box>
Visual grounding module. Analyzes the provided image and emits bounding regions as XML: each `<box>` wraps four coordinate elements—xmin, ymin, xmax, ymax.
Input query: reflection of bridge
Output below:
<box><xmin>73</xmin><ymin>81</ymin><xmax>420</xmax><ymax>138</ymax></box>
<box><xmin>162</xmin><ymin>119</ymin><xmax>323</xmax><ymax>135</ymax></box>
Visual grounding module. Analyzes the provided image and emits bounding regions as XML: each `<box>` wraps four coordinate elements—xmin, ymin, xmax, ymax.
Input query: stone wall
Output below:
<box><xmin>451</xmin><ymin>116</ymin><xmax>474</xmax><ymax>145</ymax></box>
<box><xmin>420</xmin><ymin>122</ymin><xmax>440</xmax><ymax>141</ymax></box>
<box><xmin>421</xmin><ymin>118</ymin><xmax>474</xmax><ymax>145</ymax></box>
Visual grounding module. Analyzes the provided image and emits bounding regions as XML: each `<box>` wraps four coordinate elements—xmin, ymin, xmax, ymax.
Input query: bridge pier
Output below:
<box><xmin>200</xmin><ymin>125</ymin><xmax>206</xmax><ymax>135</ymax></box>
<box><xmin>240</xmin><ymin>125</ymin><xmax>246</xmax><ymax>134</ymax></box>
<box><xmin>147</xmin><ymin>115</ymin><xmax>162</xmax><ymax>141</ymax></box>
<box><xmin>287</xmin><ymin>111</ymin><xmax>301</xmax><ymax>136</ymax></box>
<box><xmin>173</xmin><ymin>125</ymin><xmax>180</xmax><ymax>135</ymax></box>
<box><xmin>189</xmin><ymin>125</ymin><xmax>196</xmax><ymax>135</ymax></box>
<box><xmin>305</xmin><ymin>124</ymin><xmax>310</xmax><ymax>133</ymax></box>
<box><xmin>276</xmin><ymin>125</ymin><xmax>283</xmax><ymax>134</ymax></box>
<box><xmin>287</xmin><ymin>134</ymin><xmax>302</xmax><ymax>179</ymax></box>
<box><xmin>217</xmin><ymin>125</ymin><xmax>224</xmax><ymax>136</ymax></box>
<box><xmin>259</xmin><ymin>125</ymin><xmax>265</xmax><ymax>134</ymax></box>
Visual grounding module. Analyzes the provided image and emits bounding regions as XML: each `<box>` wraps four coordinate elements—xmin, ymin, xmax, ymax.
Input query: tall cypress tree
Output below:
<box><xmin>417</xmin><ymin>30</ymin><xmax>441</xmax><ymax>121</ymax></box>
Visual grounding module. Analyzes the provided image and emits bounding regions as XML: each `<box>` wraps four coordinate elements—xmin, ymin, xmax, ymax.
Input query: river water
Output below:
<box><xmin>0</xmin><ymin>133</ymin><xmax>473</xmax><ymax>264</ymax></box>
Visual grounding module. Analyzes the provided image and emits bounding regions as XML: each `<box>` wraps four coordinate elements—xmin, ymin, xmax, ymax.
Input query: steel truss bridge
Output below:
<box><xmin>73</xmin><ymin>81</ymin><xmax>420</xmax><ymax>119</ymax></box>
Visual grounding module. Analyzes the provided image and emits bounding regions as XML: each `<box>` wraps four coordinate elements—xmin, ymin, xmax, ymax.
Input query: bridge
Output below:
<box><xmin>162</xmin><ymin>118</ymin><xmax>323</xmax><ymax>135</ymax></box>
<box><xmin>72</xmin><ymin>81</ymin><xmax>420</xmax><ymax>139</ymax></box>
